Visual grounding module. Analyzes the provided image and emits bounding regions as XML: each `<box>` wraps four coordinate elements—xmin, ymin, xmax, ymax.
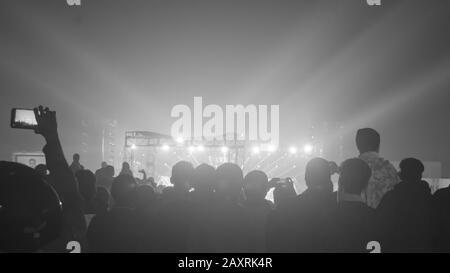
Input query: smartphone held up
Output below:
<box><xmin>10</xmin><ymin>108</ymin><xmax>38</xmax><ymax>130</ymax></box>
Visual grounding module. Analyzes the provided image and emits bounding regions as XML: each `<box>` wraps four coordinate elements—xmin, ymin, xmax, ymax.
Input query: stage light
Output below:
<box><xmin>267</xmin><ymin>145</ymin><xmax>276</xmax><ymax>152</ymax></box>
<box><xmin>221</xmin><ymin>146</ymin><xmax>229</xmax><ymax>153</ymax></box>
<box><xmin>289</xmin><ymin>146</ymin><xmax>298</xmax><ymax>154</ymax></box>
<box><xmin>176</xmin><ymin>137</ymin><xmax>185</xmax><ymax>143</ymax></box>
<box><xmin>161</xmin><ymin>144</ymin><xmax>170</xmax><ymax>151</ymax></box>
<box><xmin>197</xmin><ymin>145</ymin><xmax>205</xmax><ymax>152</ymax></box>
<box><xmin>303</xmin><ymin>144</ymin><xmax>314</xmax><ymax>155</ymax></box>
<box><xmin>131</xmin><ymin>144</ymin><xmax>137</xmax><ymax>150</ymax></box>
<box><xmin>252</xmin><ymin>146</ymin><xmax>260</xmax><ymax>154</ymax></box>
<box><xmin>188</xmin><ymin>146</ymin><xmax>195</xmax><ymax>153</ymax></box>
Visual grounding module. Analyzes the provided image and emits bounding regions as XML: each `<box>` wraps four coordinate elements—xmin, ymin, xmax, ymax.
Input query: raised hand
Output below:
<box><xmin>33</xmin><ymin>105</ymin><xmax>58</xmax><ymax>140</ymax></box>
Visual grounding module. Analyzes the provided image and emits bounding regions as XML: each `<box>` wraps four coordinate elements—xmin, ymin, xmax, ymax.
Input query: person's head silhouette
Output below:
<box><xmin>305</xmin><ymin>158</ymin><xmax>333</xmax><ymax>192</ymax></box>
<box><xmin>0</xmin><ymin>161</ymin><xmax>62</xmax><ymax>252</ymax></box>
<box><xmin>338</xmin><ymin>158</ymin><xmax>372</xmax><ymax>196</ymax></box>
<box><xmin>215</xmin><ymin>163</ymin><xmax>244</xmax><ymax>201</ymax></box>
<box><xmin>170</xmin><ymin>161</ymin><xmax>194</xmax><ymax>191</ymax></box>
<box><xmin>399</xmin><ymin>158</ymin><xmax>424</xmax><ymax>182</ymax></box>
<box><xmin>122</xmin><ymin>162</ymin><xmax>130</xmax><ymax>171</ymax></box>
<box><xmin>75</xmin><ymin>169</ymin><xmax>96</xmax><ymax>203</ymax></box>
<box><xmin>191</xmin><ymin>163</ymin><xmax>215</xmax><ymax>195</ymax></box>
<box><xmin>101</xmin><ymin>161</ymin><xmax>107</xmax><ymax>169</ymax></box>
<box><xmin>73</xmin><ymin>153</ymin><xmax>80</xmax><ymax>163</ymax></box>
<box><xmin>105</xmin><ymin>165</ymin><xmax>115</xmax><ymax>178</ymax></box>
<box><xmin>111</xmin><ymin>174</ymin><xmax>137</xmax><ymax>208</ymax></box>
<box><xmin>244</xmin><ymin>170</ymin><xmax>269</xmax><ymax>201</ymax></box>
<box><xmin>356</xmin><ymin>128</ymin><xmax>380</xmax><ymax>154</ymax></box>
<box><xmin>28</xmin><ymin>158</ymin><xmax>36</xmax><ymax>168</ymax></box>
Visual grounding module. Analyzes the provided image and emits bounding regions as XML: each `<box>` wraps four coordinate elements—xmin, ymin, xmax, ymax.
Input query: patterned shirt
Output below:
<box><xmin>359</xmin><ymin>152</ymin><xmax>400</xmax><ymax>209</ymax></box>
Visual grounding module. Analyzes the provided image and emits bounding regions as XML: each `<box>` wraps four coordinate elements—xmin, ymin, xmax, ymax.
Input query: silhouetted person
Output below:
<box><xmin>75</xmin><ymin>169</ymin><xmax>97</xmax><ymax>216</ymax></box>
<box><xmin>136</xmin><ymin>184</ymin><xmax>157</xmax><ymax>210</ymax></box>
<box><xmin>209</xmin><ymin>163</ymin><xmax>249</xmax><ymax>252</ymax></box>
<box><xmin>0</xmin><ymin>162</ymin><xmax>63</xmax><ymax>252</ymax></box>
<box><xmin>271</xmin><ymin>178</ymin><xmax>297</xmax><ymax>209</ymax></box>
<box><xmin>432</xmin><ymin>183</ymin><xmax>450</xmax><ymax>252</ymax></box>
<box><xmin>94</xmin><ymin>161</ymin><xmax>108</xmax><ymax>181</ymax></box>
<box><xmin>135</xmin><ymin>185</ymin><xmax>160</xmax><ymax>253</ymax></box>
<box><xmin>356</xmin><ymin>128</ymin><xmax>399</xmax><ymax>208</ymax></box>
<box><xmin>270</xmin><ymin>158</ymin><xmax>336</xmax><ymax>252</ymax></box>
<box><xmin>158</xmin><ymin>161</ymin><xmax>195</xmax><ymax>252</ymax></box>
<box><xmin>332</xmin><ymin>158</ymin><xmax>379</xmax><ymax>253</ymax></box>
<box><xmin>377</xmin><ymin>158</ymin><xmax>434</xmax><ymax>253</ymax></box>
<box><xmin>190</xmin><ymin>163</ymin><xmax>215</xmax><ymax>202</ymax></box>
<box><xmin>187</xmin><ymin>164</ymin><xmax>217</xmax><ymax>252</ymax></box>
<box><xmin>28</xmin><ymin>158</ymin><xmax>36</xmax><ymax>169</ymax></box>
<box><xmin>242</xmin><ymin>170</ymin><xmax>273</xmax><ymax>252</ymax></box>
<box><xmin>162</xmin><ymin>161</ymin><xmax>193</xmax><ymax>202</ymax></box>
<box><xmin>0</xmin><ymin>106</ymin><xmax>87</xmax><ymax>252</ymax></box>
<box><xmin>93</xmin><ymin>186</ymin><xmax>110</xmax><ymax>216</ymax></box>
<box><xmin>119</xmin><ymin>162</ymin><xmax>133</xmax><ymax>177</ymax></box>
<box><xmin>69</xmin><ymin>153</ymin><xmax>84</xmax><ymax>174</ymax></box>
<box><xmin>97</xmin><ymin>165</ymin><xmax>115</xmax><ymax>189</ymax></box>
<box><xmin>265</xmin><ymin>178</ymin><xmax>297</xmax><ymax>252</ymax></box>
<box><xmin>87</xmin><ymin>174</ymin><xmax>139</xmax><ymax>252</ymax></box>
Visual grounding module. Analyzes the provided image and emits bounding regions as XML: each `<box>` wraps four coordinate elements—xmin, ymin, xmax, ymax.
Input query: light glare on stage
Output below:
<box><xmin>289</xmin><ymin>146</ymin><xmax>298</xmax><ymax>154</ymax></box>
<box><xmin>197</xmin><ymin>145</ymin><xmax>205</xmax><ymax>152</ymax></box>
<box><xmin>188</xmin><ymin>146</ymin><xmax>195</xmax><ymax>153</ymax></box>
<box><xmin>176</xmin><ymin>137</ymin><xmax>185</xmax><ymax>143</ymax></box>
<box><xmin>303</xmin><ymin>144</ymin><xmax>314</xmax><ymax>155</ymax></box>
<box><xmin>161</xmin><ymin>144</ymin><xmax>170</xmax><ymax>151</ymax></box>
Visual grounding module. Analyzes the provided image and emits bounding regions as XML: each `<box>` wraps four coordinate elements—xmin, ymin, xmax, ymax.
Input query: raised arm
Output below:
<box><xmin>34</xmin><ymin>106</ymin><xmax>87</xmax><ymax>251</ymax></box>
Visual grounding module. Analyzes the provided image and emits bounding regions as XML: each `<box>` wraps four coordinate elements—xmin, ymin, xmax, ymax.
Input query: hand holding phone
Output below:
<box><xmin>11</xmin><ymin>106</ymin><xmax>58</xmax><ymax>140</ymax></box>
<box><xmin>268</xmin><ymin>177</ymin><xmax>293</xmax><ymax>188</ymax></box>
<box><xmin>33</xmin><ymin>106</ymin><xmax>58</xmax><ymax>139</ymax></box>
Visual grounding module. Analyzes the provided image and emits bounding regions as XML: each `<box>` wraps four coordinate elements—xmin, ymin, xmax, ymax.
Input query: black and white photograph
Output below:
<box><xmin>1</xmin><ymin>0</ymin><xmax>450</xmax><ymax>263</ymax></box>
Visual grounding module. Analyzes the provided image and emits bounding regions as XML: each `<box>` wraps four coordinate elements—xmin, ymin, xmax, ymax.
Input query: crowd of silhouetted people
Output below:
<box><xmin>1</xmin><ymin>106</ymin><xmax>450</xmax><ymax>253</ymax></box>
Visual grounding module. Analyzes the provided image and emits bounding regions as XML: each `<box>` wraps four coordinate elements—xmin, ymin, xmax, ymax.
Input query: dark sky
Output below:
<box><xmin>1</xmin><ymin>0</ymin><xmax>450</xmax><ymax>175</ymax></box>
